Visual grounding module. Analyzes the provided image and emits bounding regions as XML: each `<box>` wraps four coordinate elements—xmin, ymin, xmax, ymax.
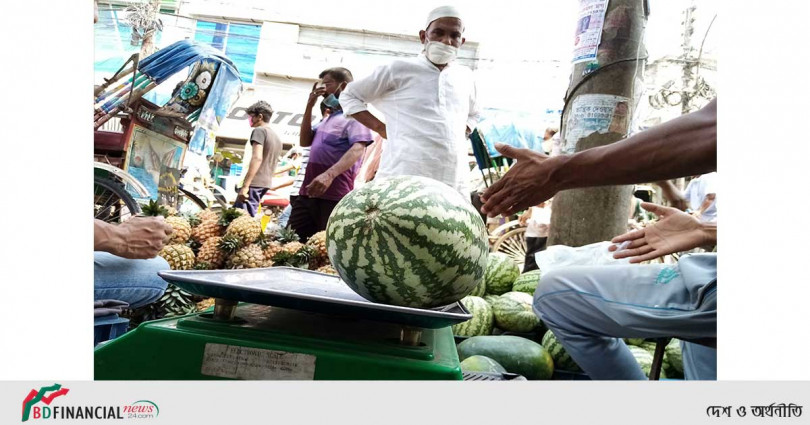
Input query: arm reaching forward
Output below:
<box><xmin>609</xmin><ymin>202</ymin><xmax>717</xmax><ymax>263</ymax></box>
<box><xmin>480</xmin><ymin>99</ymin><xmax>717</xmax><ymax>217</ymax></box>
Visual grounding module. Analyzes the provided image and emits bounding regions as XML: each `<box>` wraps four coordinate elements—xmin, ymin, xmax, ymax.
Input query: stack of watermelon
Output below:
<box><xmin>457</xmin><ymin>335</ymin><xmax>555</xmax><ymax>380</ymax></box>
<box><xmin>452</xmin><ymin>254</ymin><xmax>549</xmax><ymax>343</ymax></box>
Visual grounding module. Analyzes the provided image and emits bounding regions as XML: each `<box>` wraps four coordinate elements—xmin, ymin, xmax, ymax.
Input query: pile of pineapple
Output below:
<box><xmin>124</xmin><ymin>202</ymin><xmax>338</xmax><ymax>327</ymax></box>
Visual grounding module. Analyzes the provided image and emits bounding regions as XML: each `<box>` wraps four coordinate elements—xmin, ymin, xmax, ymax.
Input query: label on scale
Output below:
<box><xmin>200</xmin><ymin>343</ymin><xmax>317</xmax><ymax>380</ymax></box>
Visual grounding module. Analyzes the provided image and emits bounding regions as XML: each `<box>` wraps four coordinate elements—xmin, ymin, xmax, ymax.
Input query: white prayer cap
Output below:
<box><xmin>425</xmin><ymin>5</ymin><xmax>464</xmax><ymax>29</ymax></box>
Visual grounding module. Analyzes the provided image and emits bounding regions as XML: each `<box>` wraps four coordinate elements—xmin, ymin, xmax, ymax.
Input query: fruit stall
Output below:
<box><xmin>96</xmin><ymin>171</ymin><xmax>684</xmax><ymax>381</ymax></box>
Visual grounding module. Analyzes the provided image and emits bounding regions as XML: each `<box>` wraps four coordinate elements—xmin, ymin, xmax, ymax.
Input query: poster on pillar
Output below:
<box><xmin>563</xmin><ymin>94</ymin><xmax>631</xmax><ymax>154</ymax></box>
<box><xmin>572</xmin><ymin>0</ymin><xmax>609</xmax><ymax>64</ymax></box>
<box><xmin>216</xmin><ymin>84</ymin><xmax>319</xmax><ymax>148</ymax></box>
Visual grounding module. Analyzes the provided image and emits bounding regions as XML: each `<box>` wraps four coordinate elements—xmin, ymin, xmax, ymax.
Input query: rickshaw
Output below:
<box><xmin>93</xmin><ymin>40</ymin><xmax>243</xmax><ymax>223</ymax></box>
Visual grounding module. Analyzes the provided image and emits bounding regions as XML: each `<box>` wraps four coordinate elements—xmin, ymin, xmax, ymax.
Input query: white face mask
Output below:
<box><xmin>424</xmin><ymin>40</ymin><xmax>458</xmax><ymax>65</ymax></box>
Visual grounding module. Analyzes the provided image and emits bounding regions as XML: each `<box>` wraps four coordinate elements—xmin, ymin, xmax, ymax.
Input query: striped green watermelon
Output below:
<box><xmin>483</xmin><ymin>294</ymin><xmax>500</xmax><ymax>305</ymax></box>
<box><xmin>325</xmin><ymin>176</ymin><xmax>489</xmax><ymax>308</ymax></box>
<box><xmin>452</xmin><ymin>296</ymin><xmax>494</xmax><ymax>337</ymax></box>
<box><xmin>639</xmin><ymin>341</ymin><xmax>658</xmax><ymax>354</ymax></box>
<box><xmin>664</xmin><ymin>339</ymin><xmax>684</xmax><ymax>378</ymax></box>
<box><xmin>512</xmin><ymin>269</ymin><xmax>542</xmax><ymax>295</ymax></box>
<box><xmin>624</xmin><ymin>338</ymin><xmax>646</xmax><ymax>346</ymax></box>
<box><xmin>541</xmin><ymin>330</ymin><xmax>583</xmax><ymax>372</ymax></box>
<box><xmin>460</xmin><ymin>355</ymin><xmax>507</xmax><ymax>373</ymax></box>
<box><xmin>485</xmin><ymin>253</ymin><xmax>520</xmax><ymax>295</ymax></box>
<box><xmin>457</xmin><ymin>335</ymin><xmax>554</xmax><ymax>380</ymax></box>
<box><xmin>469</xmin><ymin>279</ymin><xmax>486</xmax><ymax>297</ymax></box>
<box><xmin>490</xmin><ymin>292</ymin><xmax>540</xmax><ymax>333</ymax></box>
<box><xmin>628</xmin><ymin>345</ymin><xmax>667</xmax><ymax>379</ymax></box>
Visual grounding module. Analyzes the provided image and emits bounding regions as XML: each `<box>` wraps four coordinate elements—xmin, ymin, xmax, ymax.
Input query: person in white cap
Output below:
<box><xmin>339</xmin><ymin>5</ymin><xmax>480</xmax><ymax>197</ymax></box>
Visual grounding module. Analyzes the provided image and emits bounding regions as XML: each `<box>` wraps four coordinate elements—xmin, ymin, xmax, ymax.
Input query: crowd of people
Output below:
<box><xmin>93</xmin><ymin>3</ymin><xmax>718</xmax><ymax>381</ymax></box>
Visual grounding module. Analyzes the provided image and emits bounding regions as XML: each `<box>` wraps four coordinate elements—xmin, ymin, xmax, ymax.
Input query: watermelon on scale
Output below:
<box><xmin>484</xmin><ymin>253</ymin><xmax>520</xmax><ymax>295</ymax></box>
<box><xmin>452</xmin><ymin>296</ymin><xmax>494</xmax><ymax>337</ymax></box>
<box><xmin>326</xmin><ymin>176</ymin><xmax>489</xmax><ymax>308</ymax></box>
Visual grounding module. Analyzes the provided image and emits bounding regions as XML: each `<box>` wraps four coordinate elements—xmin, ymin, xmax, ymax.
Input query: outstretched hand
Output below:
<box><xmin>610</xmin><ymin>202</ymin><xmax>710</xmax><ymax>263</ymax></box>
<box><xmin>480</xmin><ymin>143</ymin><xmax>563</xmax><ymax>217</ymax></box>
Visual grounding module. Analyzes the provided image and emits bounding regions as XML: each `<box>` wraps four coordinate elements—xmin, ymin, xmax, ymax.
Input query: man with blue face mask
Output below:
<box><xmin>289</xmin><ymin>67</ymin><xmax>374</xmax><ymax>241</ymax></box>
<box><xmin>340</xmin><ymin>5</ymin><xmax>480</xmax><ymax>197</ymax></box>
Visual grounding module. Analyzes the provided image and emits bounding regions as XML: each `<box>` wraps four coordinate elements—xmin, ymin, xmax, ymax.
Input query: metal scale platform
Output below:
<box><xmin>94</xmin><ymin>267</ymin><xmax>472</xmax><ymax>380</ymax></box>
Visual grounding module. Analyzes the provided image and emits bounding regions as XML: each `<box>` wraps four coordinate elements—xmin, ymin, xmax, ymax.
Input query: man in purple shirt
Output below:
<box><xmin>288</xmin><ymin>67</ymin><xmax>374</xmax><ymax>240</ymax></box>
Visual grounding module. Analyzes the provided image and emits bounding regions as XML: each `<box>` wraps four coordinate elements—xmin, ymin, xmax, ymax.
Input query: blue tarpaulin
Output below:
<box><xmin>475</xmin><ymin>108</ymin><xmax>561</xmax><ymax>158</ymax></box>
<box><xmin>138</xmin><ymin>40</ymin><xmax>239</xmax><ymax>84</ymax></box>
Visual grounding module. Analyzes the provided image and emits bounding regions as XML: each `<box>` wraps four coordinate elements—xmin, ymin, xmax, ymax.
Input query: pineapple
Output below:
<box><xmin>165</xmin><ymin>215</ymin><xmax>192</xmax><ymax>244</ymax></box>
<box><xmin>155</xmin><ymin>284</ymin><xmax>198</xmax><ymax>317</ymax></box>
<box><xmin>281</xmin><ymin>241</ymin><xmax>305</xmax><ymax>256</ymax></box>
<box><xmin>159</xmin><ymin>244</ymin><xmax>196</xmax><ymax>270</ymax></box>
<box><xmin>141</xmin><ymin>200</ymin><xmax>191</xmax><ymax>243</ymax></box>
<box><xmin>191</xmin><ymin>208</ymin><xmax>237</xmax><ymax>245</ymax></box>
<box><xmin>256</xmin><ymin>232</ymin><xmax>284</xmax><ymax>264</ymax></box>
<box><xmin>218</xmin><ymin>233</ymin><xmax>243</xmax><ymax>255</ymax></box>
<box><xmin>194</xmin><ymin>262</ymin><xmax>213</xmax><ymax>270</ymax></box>
<box><xmin>273</xmin><ymin>226</ymin><xmax>301</xmax><ymax>244</ymax></box>
<box><xmin>262</xmin><ymin>241</ymin><xmax>284</xmax><ymax>262</ymax></box>
<box><xmin>316</xmin><ymin>264</ymin><xmax>338</xmax><ymax>275</ymax></box>
<box><xmin>187</xmin><ymin>212</ymin><xmax>202</xmax><ymax>228</ymax></box>
<box><xmin>141</xmin><ymin>199</ymin><xmax>169</xmax><ymax>217</ymax></box>
<box><xmin>270</xmin><ymin>242</ymin><xmax>314</xmax><ymax>268</ymax></box>
<box><xmin>197</xmin><ymin>236</ymin><xmax>226</xmax><ymax>269</ymax></box>
<box><xmin>196</xmin><ymin>297</ymin><xmax>216</xmax><ymax>311</ymax></box>
<box><xmin>306</xmin><ymin>231</ymin><xmax>328</xmax><ymax>267</ymax></box>
<box><xmin>226</xmin><ymin>244</ymin><xmax>266</xmax><ymax>269</ymax></box>
<box><xmin>191</xmin><ymin>218</ymin><xmax>223</xmax><ymax>245</ymax></box>
<box><xmin>198</xmin><ymin>208</ymin><xmax>219</xmax><ymax>222</ymax></box>
<box><xmin>225</xmin><ymin>215</ymin><xmax>262</xmax><ymax>245</ymax></box>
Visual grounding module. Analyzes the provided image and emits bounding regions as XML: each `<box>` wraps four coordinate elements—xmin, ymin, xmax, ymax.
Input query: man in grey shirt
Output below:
<box><xmin>235</xmin><ymin>101</ymin><xmax>283</xmax><ymax>217</ymax></box>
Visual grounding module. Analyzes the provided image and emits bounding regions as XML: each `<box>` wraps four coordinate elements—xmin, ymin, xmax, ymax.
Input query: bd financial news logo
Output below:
<box><xmin>21</xmin><ymin>384</ymin><xmax>159</xmax><ymax>422</ymax></box>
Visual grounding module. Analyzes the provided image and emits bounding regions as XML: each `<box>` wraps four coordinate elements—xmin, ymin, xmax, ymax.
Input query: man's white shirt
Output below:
<box><xmin>340</xmin><ymin>54</ymin><xmax>480</xmax><ymax>195</ymax></box>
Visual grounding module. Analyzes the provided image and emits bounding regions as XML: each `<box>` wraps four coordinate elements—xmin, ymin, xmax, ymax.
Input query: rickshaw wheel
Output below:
<box><xmin>492</xmin><ymin>227</ymin><xmax>527</xmax><ymax>270</ymax></box>
<box><xmin>94</xmin><ymin>176</ymin><xmax>140</xmax><ymax>223</ymax></box>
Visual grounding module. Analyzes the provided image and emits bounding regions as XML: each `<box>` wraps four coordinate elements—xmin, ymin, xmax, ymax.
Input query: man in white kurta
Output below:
<box><xmin>339</xmin><ymin>6</ymin><xmax>480</xmax><ymax>196</ymax></box>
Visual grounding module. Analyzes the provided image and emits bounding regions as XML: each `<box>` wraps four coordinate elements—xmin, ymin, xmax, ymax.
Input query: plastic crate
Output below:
<box><xmin>94</xmin><ymin>315</ymin><xmax>130</xmax><ymax>346</ymax></box>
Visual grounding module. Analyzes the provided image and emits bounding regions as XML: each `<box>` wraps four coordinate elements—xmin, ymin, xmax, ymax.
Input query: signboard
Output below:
<box><xmin>563</xmin><ymin>94</ymin><xmax>631</xmax><ymax>154</ymax></box>
<box><xmin>215</xmin><ymin>80</ymin><xmax>319</xmax><ymax>147</ymax></box>
<box><xmin>572</xmin><ymin>0</ymin><xmax>610</xmax><ymax>64</ymax></box>
<box><xmin>123</xmin><ymin>124</ymin><xmax>187</xmax><ymax>202</ymax></box>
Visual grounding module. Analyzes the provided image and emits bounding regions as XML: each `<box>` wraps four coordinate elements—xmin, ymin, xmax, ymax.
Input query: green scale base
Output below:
<box><xmin>95</xmin><ymin>303</ymin><xmax>462</xmax><ymax>380</ymax></box>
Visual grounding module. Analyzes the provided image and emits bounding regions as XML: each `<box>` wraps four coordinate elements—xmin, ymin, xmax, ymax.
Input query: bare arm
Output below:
<box><xmin>349</xmin><ymin>111</ymin><xmax>387</xmax><ymax>139</ymax></box>
<box><xmin>655</xmin><ymin>180</ymin><xmax>688</xmax><ymax>211</ymax></box>
<box><xmin>555</xmin><ymin>99</ymin><xmax>716</xmax><ymax>188</ymax></box>
<box><xmin>241</xmin><ymin>143</ymin><xmax>264</xmax><ymax>189</ymax></box>
<box><xmin>481</xmin><ymin>99</ymin><xmax>717</xmax><ymax>217</ymax></box>
<box><xmin>698</xmin><ymin>193</ymin><xmax>716</xmax><ymax>216</ymax></box>
<box><xmin>610</xmin><ymin>202</ymin><xmax>717</xmax><ymax>263</ymax></box>
<box><xmin>306</xmin><ymin>142</ymin><xmax>368</xmax><ymax>197</ymax></box>
<box><xmin>300</xmin><ymin>83</ymin><xmax>325</xmax><ymax>148</ymax></box>
<box><xmin>95</xmin><ymin>217</ymin><xmax>172</xmax><ymax>259</ymax></box>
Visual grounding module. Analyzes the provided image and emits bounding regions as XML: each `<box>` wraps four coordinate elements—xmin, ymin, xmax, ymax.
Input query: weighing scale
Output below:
<box><xmin>94</xmin><ymin>268</ymin><xmax>472</xmax><ymax>380</ymax></box>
